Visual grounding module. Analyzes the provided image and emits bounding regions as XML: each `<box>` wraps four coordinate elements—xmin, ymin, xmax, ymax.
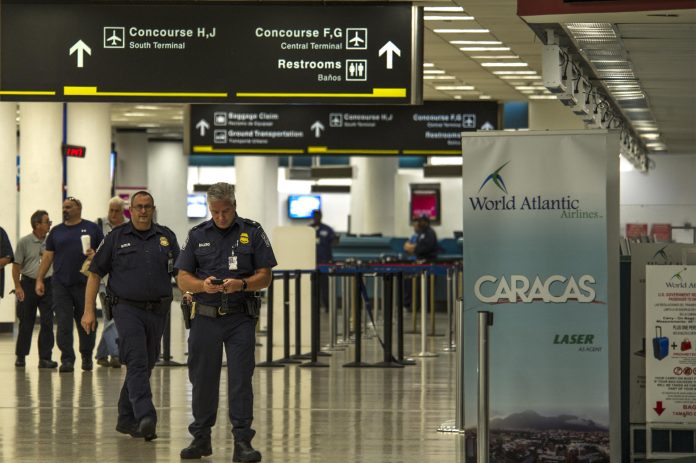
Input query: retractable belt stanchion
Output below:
<box><xmin>477</xmin><ymin>311</ymin><xmax>494</xmax><ymax>463</ymax></box>
<box><xmin>372</xmin><ymin>273</ymin><xmax>403</xmax><ymax>368</ymax></box>
<box><xmin>323</xmin><ymin>271</ymin><xmax>344</xmax><ymax>351</ymax></box>
<box><xmin>437</xmin><ymin>297</ymin><xmax>464</xmax><ymax>432</ymax></box>
<box><xmin>257</xmin><ymin>275</ymin><xmax>285</xmax><ymax>368</ymax></box>
<box><xmin>413</xmin><ymin>270</ymin><xmax>437</xmax><ymax>358</ymax></box>
<box><xmin>291</xmin><ymin>270</ymin><xmax>310</xmax><ymax>360</ymax></box>
<box><xmin>277</xmin><ymin>271</ymin><xmax>300</xmax><ymax>364</ymax></box>
<box><xmin>442</xmin><ymin>267</ymin><xmax>456</xmax><ymax>352</ymax></box>
<box><xmin>342</xmin><ymin>275</ymin><xmax>351</xmax><ymax>345</ymax></box>
<box><xmin>301</xmin><ymin>271</ymin><xmax>329</xmax><ymax>368</ymax></box>
<box><xmin>157</xmin><ymin>305</ymin><xmax>185</xmax><ymax>366</ymax></box>
<box><xmin>343</xmin><ymin>273</ymin><xmax>372</xmax><ymax>368</ymax></box>
<box><xmin>429</xmin><ymin>273</ymin><xmax>438</xmax><ymax>336</ymax></box>
<box><xmin>409</xmin><ymin>275</ymin><xmax>418</xmax><ymax>334</ymax></box>
<box><xmin>396</xmin><ymin>272</ymin><xmax>416</xmax><ymax>366</ymax></box>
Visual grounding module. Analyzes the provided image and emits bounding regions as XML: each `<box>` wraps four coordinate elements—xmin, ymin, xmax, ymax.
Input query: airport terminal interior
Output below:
<box><xmin>1</xmin><ymin>1</ymin><xmax>695</xmax><ymax>462</ymax></box>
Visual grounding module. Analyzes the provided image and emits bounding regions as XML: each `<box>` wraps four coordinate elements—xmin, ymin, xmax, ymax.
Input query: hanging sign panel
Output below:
<box><xmin>188</xmin><ymin>101</ymin><xmax>498</xmax><ymax>156</ymax></box>
<box><xmin>0</xmin><ymin>2</ymin><xmax>421</xmax><ymax>104</ymax></box>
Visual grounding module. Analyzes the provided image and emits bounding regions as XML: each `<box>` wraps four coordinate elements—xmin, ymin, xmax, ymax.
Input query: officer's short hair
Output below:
<box><xmin>207</xmin><ymin>182</ymin><xmax>236</xmax><ymax>206</ymax></box>
<box><xmin>108</xmin><ymin>196</ymin><xmax>125</xmax><ymax>209</ymax></box>
<box><xmin>131</xmin><ymin>190</ymin><xmax>154</xmax><ymax>206</ymax></box>
<box><xmin>30</xmin><ymin>210</ymin><xmax>48</xmax><ymax>230</ymax></box>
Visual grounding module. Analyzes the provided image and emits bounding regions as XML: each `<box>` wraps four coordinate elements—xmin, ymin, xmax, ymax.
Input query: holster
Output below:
<box><xmin>101</xmin><ymin>291</ymin><xmax>114</xmax><ymax>321</ymax></box>
<box><xmin>243</xmin><ymin>295</ymin><xmax>261</xmax><ymax>319</ymax></box>
<box><xmin>181</xmin><ymin>299</ymin><xmax>193</xmax><ymax>329</ymax></box>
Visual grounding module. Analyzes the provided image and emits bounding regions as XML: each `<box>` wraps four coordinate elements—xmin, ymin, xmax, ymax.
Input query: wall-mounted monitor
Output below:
<box><xmin>187</xmin><ymin>193</ymin><xmax>208</xmax><ymax>219</ymax></box>
<box><xmin>410</xmin><ymin>183</ymin><xmax>441</xmax><ymax>225</ymax></box>
<box><xmin>288</xmin><ymin>194</ymin><xmax>321</xmax><ymax>219</ymax></box>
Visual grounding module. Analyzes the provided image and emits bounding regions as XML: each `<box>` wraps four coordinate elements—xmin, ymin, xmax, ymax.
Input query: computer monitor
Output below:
<box><xmin>187</xmin><ymin>193</ymin><xmax>208</xmax><ymax>219</ymax></box>
<box><xmin>287</xmin><ymin>194</ymin><xmax>321</xmax><ymax>219</ymax></box>
<box><xmin>410</xmin><ymin>184</ymin><xmax>441</xmax><ymax>225</ymax></box>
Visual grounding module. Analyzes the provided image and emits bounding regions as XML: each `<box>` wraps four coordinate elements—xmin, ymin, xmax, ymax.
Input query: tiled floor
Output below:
<box><xmin>0</xmin><ymin>306</ymin><xmax>465</xmax><ymax>462</ymax></box>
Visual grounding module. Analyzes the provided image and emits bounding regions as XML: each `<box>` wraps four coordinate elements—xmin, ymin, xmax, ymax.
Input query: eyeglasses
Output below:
<box><xmin>43</xmin><ymin>221</ymin><xmax>53</xmax><ymax>226</ymax></box>
<box><xmin>131</xmin><ymin>204</ymin><xmax>154</xmax><ymax>211</ymax></box>
<box><xmin>64</xmin><ymin>196</ymin><xmax>82</xmax><ymax>207</ymax></box>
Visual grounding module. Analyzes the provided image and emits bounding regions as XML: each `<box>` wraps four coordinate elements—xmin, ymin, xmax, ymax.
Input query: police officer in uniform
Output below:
<box><xmin>81</xmin><ymin>191</ymin><xmax>180</xmax><ymax>441</ymax></box>
<box><xmin>176</xmin><ymin>182</ymin><xmax>276</xmax><ymax>462</ymax></box>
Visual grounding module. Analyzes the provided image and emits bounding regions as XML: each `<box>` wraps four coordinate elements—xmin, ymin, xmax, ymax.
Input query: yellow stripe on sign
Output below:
<box><xmin>307</xmin><ymin>146</ymin><xmax>399</xmax><ymax>155</ymax></box>
<box><xmin>64</xmin><ymin>86</ymin><xmax>228</xmax><ymax>98</ymax></box>
<box><xmin>0</xmin><ymin>90</ymin><xmax>57</xmax><ymax>96</ymax></box>
<box><xmin>193</xmin><ymin>146</ymin><xmax>304</xmax><ymax>154</ymax></box>
<box><xmin>236</xmin><ymin>88</ymin><xmax>407</xmax><ymax>98</ymax></box>
<box><xmin>402</xmin><ymin>150</ymin><xmax>461</xmax><ymax>155</ymax></box>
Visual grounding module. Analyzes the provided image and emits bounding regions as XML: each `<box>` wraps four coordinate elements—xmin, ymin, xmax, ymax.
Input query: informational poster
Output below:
<box><xmin>651</xmin><ymin>224</ymin><xmax>672</xmax><ymax>242</ymax></box>
<box><xmin>461</xmin><ymin>130</ymin><xmax>619</xmax><ymax>462</ymax></box>
<box><xmin>626</xmin><ymin>223</ymin><xmax>648</xmax><ymax>240</ymax></box>
<box><xmin>645</xmin><ymin>265</ymin><xmax>696</xmax><ymax>425</ymax></box>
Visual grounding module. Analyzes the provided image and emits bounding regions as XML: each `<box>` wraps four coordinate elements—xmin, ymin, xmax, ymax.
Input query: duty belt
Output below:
<box><xmin>195</xmin><ymin>302</ymin><xmax>245</xmax><ymax>318</ymax></box>
<box><xmin>119</xmin><ymin>298</ymin><xmax>163</xmax><ymax>311</ymax></box>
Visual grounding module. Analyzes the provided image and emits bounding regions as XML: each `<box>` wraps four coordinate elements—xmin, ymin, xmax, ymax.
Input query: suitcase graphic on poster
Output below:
<box><xmin>653</xmin><ymin>326</ymin><xmax>669</xmax><ymax>360</ymax></box>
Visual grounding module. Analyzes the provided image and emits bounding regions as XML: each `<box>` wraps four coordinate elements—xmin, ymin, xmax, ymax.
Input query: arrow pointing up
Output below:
<box><xmin>654</xmin><ymin>401</ymin><xmax>666</xmax><ymax>416</ymax></box>
<box><xmin>196</xmin><ymin>119</ymin><xmax>210</xmax><ymax>136</ymax></box>
<box><xmin>69</xmin><ymin>40</ymin><xmax>92</xmax><ymax>68</ymax></box>
<box><xmin>310</xmin><ymin>121</ymin><xmax>325</xmax><ymax>138</ymax></box>
<box><xmin>378</xmin><ymin>41</ymin><xmax>401</xmax><ymax>69</ymax></box>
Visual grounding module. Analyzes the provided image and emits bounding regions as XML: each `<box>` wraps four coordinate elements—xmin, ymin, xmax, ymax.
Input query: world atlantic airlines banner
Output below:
<box><xmin>461</xmin><ymin>130</ymin><xmax>619</xmax><ymax>462</ymax></box>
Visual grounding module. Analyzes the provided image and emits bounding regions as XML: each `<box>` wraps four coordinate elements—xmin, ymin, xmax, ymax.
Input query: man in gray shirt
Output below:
<box><xmin>12</xmin><ymin>210</ymin><xmax>57</xmax><ymax>368</ymax></box>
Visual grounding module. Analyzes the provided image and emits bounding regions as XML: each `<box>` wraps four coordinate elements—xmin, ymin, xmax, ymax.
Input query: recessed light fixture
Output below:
<box><xmin>492</xmin><ymin>71</ymin><xmax>537</xmax><ymax>75</ymax></box>
<box><xmin>459</xmin><ymin>47</ymin><xmax>510</xmax><ymax>51</ymax></box>
<box><xmin>481</xmin><ymin>62</ymin><xmax>528</xmax><ymax>67</ymax></box>
<box><xmin>470</xmin><ymin>55</ymin><xmax>519</xmax><ymax>59</ymax></box>
<box><xmin>423</xmin><ymin>69</ymin><xmax>446</xmax><ymax>74</ymax></box>
<box><xmin>424</xmin><ymin>15</ymin><xmax>474</xmax><ymax>21</ymax></box>
<box><xmin>434</xmin><ymin>85</ymin><xmax>475</xmax><ymax>90</ymax></box>
<box><xmin>479</xmin><ymin>95</ymin><xmax>492</xmax><ymax>100</ymax></box>
<box><xmin>528</xmin><ymin>95</ymin><xmax>557</xmax><ymax>100</ymax></box>
<box><xmin>435</xmin><ymin>29</ymin><xmax>489</xmax><ymax>34</ymax></box>
<box><xmin>499</xmin><ymin>75</ymin><xmax>541</xmax><ymax>80</ymax></box>
<box><xmin>449</xmin><ymin>40</ymin><xmax>502</xmax><ymax>45</ymax></box>
<box><xmin>514</xmin><ymin>86</ymin><xmax>546</xmax><ymax>91</ymax></box>
<box><xmin>423</xmin><ymin>75</ymin><xmax>456</xmax><ymax>80</ymax></box>
<box><xmin>424</xmin><ymin>6</ymin><xmax>465</xmax><ymax>12</ymax></box>
<box><xmin>423</xmin><ymin>62</ymin><xmax>435</xmax><ymax>68</ymax></box>
<box><xmin>454</xmin><ymin>95</ymin><xmax>462</xmax><ymax>100</ymax></box>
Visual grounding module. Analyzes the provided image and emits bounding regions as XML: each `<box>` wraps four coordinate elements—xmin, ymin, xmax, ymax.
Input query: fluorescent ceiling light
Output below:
<box><xmin>470</xmin><ymin>55</ymin><xmax>519</xmax><ymax>59</ymax></box>
<box><xmin>423</xmin><ymin>69</ymin><xmax>446</xmax><ymax>74</ymax></box>
<box><xmin>528</xmin><ymin>95</ymin><xmax>557</xmax><ymax>100</ymax></box>
<box><xmin>449</xmin><ymin>40</ymin><xmax>502</xmax><ymax>45</ymax></box>
<box><xmin>520</xmin><ymin>90</ymin><xmax>534</xmax><ymax>94</ymax></box>
<box><xmin>124</xmin><ymin>112</ymin><xmax>148</xmax><ymax>117</ymax></box>
<box><xmin>424</xmin><ymin>15</ymin><xmax>474</xmax><ymax>20</ymax></box>
<box><xmin>640</xmin><ymin>133</ymin><xmax>660</xmax><ymax>139</ymax></box>
<box><xmin>435</xmin><ymin>85</ymin><xmax>475</xmax><ymax>90</ymax></box>
<box><xmin>435</xmin><ymin>29</ymin><xmax>489</xmax><ymax>33</ymax></box>
<box><xmin>459</xmin><ymin>47</ymin><xmax>510</xmax><ymax>51</ymax></box>
<box><xmin>515</xmin><ymin>86</ymin><xmax>546</xmax><ymax>90</ymax></box>
<box><xmin>493</xmin><ymin>70</ymin><xmax>537</xmax><ymax>75</ymax></box>
<box><xmin>479</xmin><ymin>95</ymin><xmax>492</xmax><ymax>100</ymax></box>
<box><xmin>500</xmin><ymin>75</ymin><xmax>541</xmax><ymax>80</ymax></box>
<box><xmin>424</xmin><ymin>6</ymin><xmax>464</xmax><ymax>12</ymax></box>
<box><xmin>481</xmin><ymin>62</ymin><xmax>528</xmax><ymax>67</ymax></box>
<box><xmin>423</xmin><ymin>75</ymin><xmax>456</xmax><ymax>80</ymax></box>
<box><xmin>454</xmin><ymin>95</ymin><xmax>462</xmax><ymax>100</ymax></box>
<box><xmin>625</xmin><ymin>109</ymin><xmax>651</xmax><ymax>113</ymax></box>
<box><xmin>423</xmin><ymin>62</ymin><xmax>435</xmax><ymax>68</ymax></box>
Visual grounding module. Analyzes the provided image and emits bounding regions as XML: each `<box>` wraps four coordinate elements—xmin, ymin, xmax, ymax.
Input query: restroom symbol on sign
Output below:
<box><xmin>346</xmin><ymin>60</ymin><xmax>367</xmax><ymax>81</ymax></box>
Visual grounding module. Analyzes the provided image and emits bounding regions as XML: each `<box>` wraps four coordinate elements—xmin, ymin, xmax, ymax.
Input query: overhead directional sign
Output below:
<box><xmin>0</xmin><ymin>2</ymin><xmax>422</xmax><ymax>104</ymax></box>
<box><xmin>188</xmin><ymin>101</ymin><xmax>499</xmax><ymax>156</ymax></box>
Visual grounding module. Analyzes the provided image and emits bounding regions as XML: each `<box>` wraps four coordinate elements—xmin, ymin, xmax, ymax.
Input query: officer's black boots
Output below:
<box><xmin>59</xmin><ymin>361</ymin><xmax>74</xmax><ymax>373</ymax></box>
<box><xmin>233</xmin><ymin>441</ymin><xmax>261</xmax><ymax>462</ymax></box>
<box><xmin>81</xmin><ymin>355</ymin><xmax>93</xmax><ymax>371</ymax></box>
<box><xmin>38</xmin><ymin>358</ymin><xmax>58</xmax><ymax>369</ymax></box>
<box><xmin>138</xmin><ymin>416</ymin><xmax>157</xmax><ymax>441</ymax></box>
<box><xmin>180</xmin><ymin>437</ymin><xmax>213</xmax><ymax>459</ymax></box>
<box><xmin>116</xmin><ymin>422</ymin><xmax>142</xmax><ymax>438</ymax></box>
<box><xmin>15</xmin><ymin>356</ymin><xmax>25</xmax><ymax>367</ymax></box>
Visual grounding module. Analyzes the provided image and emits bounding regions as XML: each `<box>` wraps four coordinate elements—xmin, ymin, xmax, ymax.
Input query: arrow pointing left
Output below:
<box><xmin>378</xmin><ymin>41</ymin><xmax>401</xmax><ymax>69</ymax></box>
<box><xmin>69</xmin><ymin>40</ymin><xmax>92</xmax><ymax>68</ymax></box>
<box><xmin>310</xmin><ymin>121</ymin><xmax>325</xmax><ymax>138</ymax></box>
<box><xmin>196</xmin><ymin>119</ymin><xmax>210</xmax><ymax>136</ymax></box>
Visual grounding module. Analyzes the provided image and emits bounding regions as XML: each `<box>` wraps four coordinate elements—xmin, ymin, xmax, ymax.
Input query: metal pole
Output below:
<box><xmin>278</xmin><ymin>271</ymin><xmax>300</xmax><ymax>364</ymax></box>
<box><xmin>325</xmin><ymin>272</ymin><xmax>340</xmax><ymax>350</ymax></box>
<box><xmin>442</xmin><ymin>268</ymin><xmax>455</xmax><ymax>352</ymax></box>
<box><xmin>300</xmin><ymin>271</ymin><xmax>328</xmax><ymax>368</ymax></box>
<box><xmin>344</xmin><ymin>273</ymin><xmax>371</xmax><ymax>367</ymax></box>
<box><xmin>414</xmin><ymin>271</ymin><xmax>437</xmax><ymax>358</ymax></box>
<box><xmin>437</xmin><ymin>297</ymin><xmax>464</xmax><ymax>433</ymax></box>
<box><xmin>257</xmin><ymin>276</ymin><xmax>285</xmax><ymax>368</ymax></box>
<box><xmin>429</xmin><ymin>273</ymin><xmax>436</xmax><ymax>336</ymax></box>
<box><xmin>477</xmin><ymin>311</ymin><xmax>493</xmax><ymax>463</ymax></box>
<box><xmin>342</xmin><ymin>275</ymin><xmax>351</xmax><ymax>344</ymax></box>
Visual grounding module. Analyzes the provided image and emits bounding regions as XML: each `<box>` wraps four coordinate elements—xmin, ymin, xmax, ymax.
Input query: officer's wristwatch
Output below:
<box><xmin>241</xmin><ymin>279</ymin><xmax>248</xmax><ymax>291</ymax></box>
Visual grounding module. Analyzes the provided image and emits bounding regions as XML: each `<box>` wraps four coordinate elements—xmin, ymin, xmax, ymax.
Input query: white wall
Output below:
<box><xmin>147</xmin><ymin>141</ymin><xmax>188</xmax><ymax>243</ymax></box>
<box><xmin>620</xmin><ymin>154</ymin><xmax>696</xmax><ymax>235</ymax></box>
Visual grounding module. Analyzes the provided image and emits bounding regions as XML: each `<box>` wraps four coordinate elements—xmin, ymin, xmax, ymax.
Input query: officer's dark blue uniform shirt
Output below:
<box><xmin>414</xmin><ymin>226</ymin><xmax>438</xmax><ymax>261</ymax></box>
<box><xmin>89</xmin><ymin>222</ymin><xmax>180</xmax><ymax>301</ymax></box>
<box><xmin>175</xmin><ymin>215</ymin><xmax>277</xmax><ymax>307</ymax></box>
<box><xmin>311</xmin><ymin>222</ymin><xmax>335</xmax><ymax>263</ymax></box>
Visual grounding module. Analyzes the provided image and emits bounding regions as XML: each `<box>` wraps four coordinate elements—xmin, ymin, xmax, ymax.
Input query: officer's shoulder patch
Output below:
<box><xmin>241</xmin><ymin>218</ymin><xmax>261</xmax><ymax>228</ymax></box>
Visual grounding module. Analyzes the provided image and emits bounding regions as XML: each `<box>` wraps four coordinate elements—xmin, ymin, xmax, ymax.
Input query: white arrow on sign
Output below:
<box><xmin>69</xmin><ymin>40</ymin><xmax>92</xmax><ymax>68</ymax></box>
<box><xmin>378</xmin><ymin>41</ymin><xmax>400</xmax><ymax>69</ymax></box>
<box><xmin>311</xmin><ymin>121</ymin><xmax>325</xmax><ymax>138</ymax></box>
<box><xmin>196</xmin><ymin>119</ymin><xmax>210</xmax><ymax>136</ymax></box>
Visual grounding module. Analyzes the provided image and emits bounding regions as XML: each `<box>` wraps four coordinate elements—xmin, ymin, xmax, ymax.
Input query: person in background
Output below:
<box><xmin>12</xmin><ymin>211</ymin><xmax>57</xmax><ymax>369</ymax></box>
<box><xmin>176</xmin><ymin>182</ymin><xmax>277</xmax><ymax>462</ymax></box>
<box><xmin>0</xmin><ymin>226</ymin><xmax>13</xmax><ymax>300</ymax></box>
<box><xmin>36</xmin><ymin>197</ymin><xmax>103</xmax><ymax>373</ymax></box>
<box><xmin>82</xmin><ymin>191</ymin><xmax>179</xmax><ymax>442</ymax></box>
<box><xmin>95</xmin><ymin>196</ymin><xmax>128</xmax><ymax>368</ymax></box>
<box><xmin>403</xmin><ymin>214</ymin><xmax>439</xmax><ymax>311</ymax></box>
<box><xmin>310</xmin><ymin>209</ymin><xmax>338</xmax><ymax>311</ymax></box>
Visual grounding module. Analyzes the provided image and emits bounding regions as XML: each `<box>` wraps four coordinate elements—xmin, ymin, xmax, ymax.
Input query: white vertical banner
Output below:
<box><xmin>645</xmin><ymin>265</ymin><xmax>696</xmax><ymax>458</ymax></box>
<box><xmin>461</xmin><ymin>130</ymin><xmax>619</xmax><ymax>461</ymax></box>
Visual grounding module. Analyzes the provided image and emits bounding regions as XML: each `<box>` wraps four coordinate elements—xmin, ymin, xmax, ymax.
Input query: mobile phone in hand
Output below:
<box><xmin>211</xmin><ymin>278</ymin><xmax>224</xmax><ymax>286</ymax></box>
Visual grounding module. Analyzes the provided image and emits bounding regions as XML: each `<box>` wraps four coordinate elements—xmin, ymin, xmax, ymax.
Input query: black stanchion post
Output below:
<box><xmin>157</xmin><ymin>306</ymin><xmax>185</xmax><ymax>367</ymax></box>
<box><xmin>397</xmin><ymin>272</ymin><xmax>416</xmax><ymax>366</ymax></box>
<box><xmin>301</xmin><ymin>271</ymin><xmax>328</xmax><ymax>368</ymax></box>
<box><xmin>344</xmin><ymin>273</ymin><xmax>372</xmax><ymax>368</ymax></box>
<box><xmin>257</xmin><ymin>275</ymin><xmax>285</xmax><ymax>368</ymax></box>
<box><xmin>291</xmin><ymin>270</ymin><xmax>310</xmax><ymax>360</ymax></box>
<box><xmin>278</xmin><ymin>271</ymin><xmax>300</xmax><ymax>364</ymax></box>
<box><xmin>373</xmin><ymin>273</ymin><xmax>403</xmax><ymax>368</ymax></box>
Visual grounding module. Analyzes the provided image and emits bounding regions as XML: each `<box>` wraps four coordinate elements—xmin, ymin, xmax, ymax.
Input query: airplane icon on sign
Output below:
<box><xmin>106</xmin><ymin>33</ymin><xmax>122</xmax><ymax>46</ymax></box>
<box><xmin>349</xmin><ymin>34</ymin><xmax>364</xmax><ymax>47</ymax></box>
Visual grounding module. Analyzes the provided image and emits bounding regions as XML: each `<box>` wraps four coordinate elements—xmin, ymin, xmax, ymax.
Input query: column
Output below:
<box><xmin>528</xmin><ymin>100</ymin><xmax>585</xmax><ymax>130</ymax></box>
<box><xmin>114</xmin><ymin>129</ymin><xmax>148</xmax><ymax>188</ymax></box>
<box><xmin>0</xmin><ymin>103</ymin><xmax>18</xmax><ymax>325</ymax></box>
<box><xmin>66</xmin><ymin>103</ymin><xmax>112</xmax><ymax>222</ymax></box>
<box><xmin>18</xmin><ymin>103</ymin><xmax>64</xmax><ymax>237</ymax></box>
<box><xmin>234</xmin><ymin>156</ymin><xmax>279</xmax><ymax>235</ymax></box>
<box><xmin>349</xmin><ymin>156</ymin><xmax>397</xmax><ymax>235</ymax></box>
<box><xmin>147</xmin><ymin>141</ymin><xmax>188</xmax><ymax>243</ymax></box>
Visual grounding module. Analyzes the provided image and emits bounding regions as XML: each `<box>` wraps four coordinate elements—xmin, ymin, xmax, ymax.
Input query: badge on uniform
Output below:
<box><xmin>229</xmin><ymin>255</ymin><xmax>238</xmax><ymax>270</ymax></box>
<box><xmin>240</xmin><ymin>232</ymin><xmax>249</xmax><ymax>245</ymax></box>
<box><xmin>160</xmin><ymin>236</ymin><xmax>170</xmax><ymax>247</ymax></box>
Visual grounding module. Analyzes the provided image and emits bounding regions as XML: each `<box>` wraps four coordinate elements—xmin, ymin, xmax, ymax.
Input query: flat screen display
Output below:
<box><xmin>288</xmin><ymin>194</ymin><xmax>321</xmax><ymax>219</ymax></box>
<box><xmin>187</xmin><ymin>193</ymin><xmax>208</xmax><ymax>219</ymax></box>
<box><xmin>410</xmin><ymin>184</ymin><xmax>440</xmax><ymax>224</ymax></box>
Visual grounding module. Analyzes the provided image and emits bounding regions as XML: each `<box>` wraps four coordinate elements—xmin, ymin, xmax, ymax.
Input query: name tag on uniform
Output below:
<box><xmin>229</xmin><ymin>255</ymin><xmax>238</xmax><ymax>270</ymax></box>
